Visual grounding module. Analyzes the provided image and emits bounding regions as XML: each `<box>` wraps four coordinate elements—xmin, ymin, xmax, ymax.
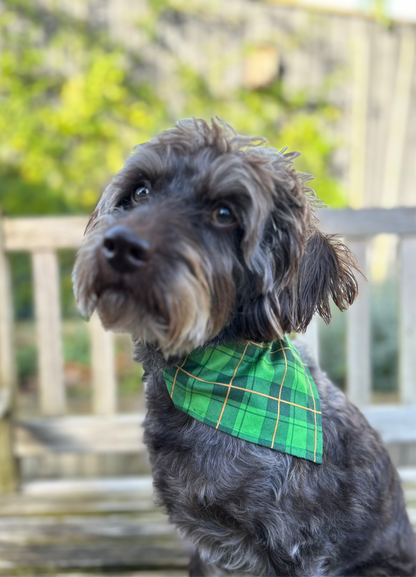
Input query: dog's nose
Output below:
<box><xmin>102</xmin><ymin>225</ymin><xmax>151</xmax><ymax>273</ymax></box>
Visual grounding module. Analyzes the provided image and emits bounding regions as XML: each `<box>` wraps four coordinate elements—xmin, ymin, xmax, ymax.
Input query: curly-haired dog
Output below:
<box><xmin>73</xmin><ymin>118</ymin><xmax>416</xmax><ymax>576</ymax></box>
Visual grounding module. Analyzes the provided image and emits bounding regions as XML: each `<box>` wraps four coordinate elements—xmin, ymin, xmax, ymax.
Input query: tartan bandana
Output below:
<box><xmin>163</xmin><ymin>338</ymin><xmax>323</xmax><ymax>463</ymax></box>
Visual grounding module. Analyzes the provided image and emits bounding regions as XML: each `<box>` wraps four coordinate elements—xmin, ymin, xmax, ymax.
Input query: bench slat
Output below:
<box><xmin>319</xmin><ymin>207</ymin><xmax>416</xmax><ymax>236</ymax></box>
<box><xmin>399</xmin><ymin>236</ymin><xmax>416</xmax><ymax>404</ymax></box>
<box><xmin>0</xmin><ymin>221</ymin><xmax>16</xmax><ymax>392</ymax></box>
<box><xmin>346</xmin><ymin>237</ymin><xmax>371</xmax><ymax>406</ymax></box>
<box><xmin>89</xmin><ymin>313</ymin><xmax>117</xmax><ymax>415</ymax></box>
<box><xmin>32</xmin><ymin>251</ymin><xmax>66</xmax><ymax>416</ymax></box>
<box><xmin>0</xmin><ymin>217</ymin><xmax>17</xmax><ymax>492</ymax></box>
<box><xmin>3</xmin><ymin>210</ymin><xmax>416</xmax><ymax>253</ymax></box>
<box><xmin>4</xmin><ymin>216</ymin><xmax>88</xmax><ymax>251</ymax></box>
<box><xmin>380</xmin><ymin>31</ymin><xmax>416</xmax><ymax>208</ymax></box>
<box><xmin>15</xmin><ymin>414</ymin><xmax>145</xmax><ymax>456</ymax></box>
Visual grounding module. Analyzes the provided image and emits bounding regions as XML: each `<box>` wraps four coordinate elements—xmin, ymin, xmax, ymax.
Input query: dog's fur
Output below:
<box><xmin>73</xmin><ymin>118</ymin><xmax>416</xmax><ymax>576</ymax></box>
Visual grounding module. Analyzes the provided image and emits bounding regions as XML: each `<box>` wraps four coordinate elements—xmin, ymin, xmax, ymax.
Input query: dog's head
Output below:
<box><xmin>73</xmin><ymin>118</ymin><xmax>358</xmax><ymax>356</ymax></box>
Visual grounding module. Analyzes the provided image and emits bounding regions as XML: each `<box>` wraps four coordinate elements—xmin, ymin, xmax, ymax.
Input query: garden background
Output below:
<box><xmin>0</xmin><ymin>0</ymin><xmax>415</xmax><ymax>477</ymax></box>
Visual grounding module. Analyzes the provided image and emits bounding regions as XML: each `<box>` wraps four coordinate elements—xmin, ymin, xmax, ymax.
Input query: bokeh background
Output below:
<box><xmin>1</xmin><ymin>0</ymin><xmax>415</xmax><ymax>478</ymax></box>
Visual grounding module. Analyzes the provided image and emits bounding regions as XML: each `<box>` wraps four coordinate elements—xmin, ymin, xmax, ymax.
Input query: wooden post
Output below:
<box><xmin>398</xmin><ymin>236</ymin><xmax>416</xmax><ymax>404</ymax></box>
<box><xmin>346</xmin><ymin>238</ymin><xmax>371</xmax><ymax>406</ymax></box>
<box><xmin>89</xmin><ymin>313</ymin><xmax>117</xmax><ymax>415</ymax></box>
<box><xmin>32</xmin><ymin>250</ymin><xmax>66</xmax><ymax>416</ymax></box>
<box><xmin>349</xmin><ymin>19</ymin><xmax>370</xmax><ymax>209</ymax></box>
<box><xmin>0</xmin><ymin>213</ymin><xmax>18</xmax><ymax>492</ymax></box>
<box><xmin>381</xmin><ymin>30</ymin><xmax>416</xmax><ymax>208</ymax></box>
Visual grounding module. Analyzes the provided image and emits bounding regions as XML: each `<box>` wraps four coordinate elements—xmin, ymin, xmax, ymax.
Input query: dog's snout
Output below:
<box><xmin>102</xmin><ymin>225</ymin><xmax>151</xmax><ymax>273</ymax></box>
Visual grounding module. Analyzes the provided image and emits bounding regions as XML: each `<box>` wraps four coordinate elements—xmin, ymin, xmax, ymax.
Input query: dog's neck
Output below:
<box><xmin>133</xmin><ymin>322</ymin><xmax>248</xmax><ymax>373</ymax></box>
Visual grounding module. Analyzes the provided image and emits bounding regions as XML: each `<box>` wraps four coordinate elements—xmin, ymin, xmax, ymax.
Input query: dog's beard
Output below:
<box><xmin>95</xmin><ymin>262</ymin><xmax>214</xmax><ymax>356</ymax></box>
<box><xmin>73</xmin><ymin>218</ymin><xmax>223</xmax><ymax>357</ymax></box>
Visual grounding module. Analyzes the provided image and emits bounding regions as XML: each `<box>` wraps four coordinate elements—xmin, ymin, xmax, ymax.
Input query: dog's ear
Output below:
<box><xmin>279</xmin><ymin>231</ymin><xmax>360</xmax><ymax>332</ymax></box>
<box><xmin>240</xmin><ymin>231</ymin><xmax>359</xmax><ymax>341</ymax></box>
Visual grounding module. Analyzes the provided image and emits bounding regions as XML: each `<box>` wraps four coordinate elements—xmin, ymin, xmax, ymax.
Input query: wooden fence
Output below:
<box><xmin>55</xmin><ymin>0</ymin><xmax>416</xmax><ymax>210</ymax></box>
<box><xmin>0</xmin><ymin>208</ymin><xmax>415</xmax><ymax>493</ymax></box>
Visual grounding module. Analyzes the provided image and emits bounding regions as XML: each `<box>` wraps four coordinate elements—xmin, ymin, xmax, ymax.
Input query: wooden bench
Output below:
<box><xmin>0</xmin><ymin>208</ymin><xmax>416</xmax><ymax>493</ymax></box>
<box><xmin>0</xmin><ymin>207</ymin><xmax>416</xmax><ymax>494</ymax></box>
<box><xmin>0</xmin><ymin>215</ymin><xmax>146</xmax><ymax>493</ymax></box>
<box><xmin>0</xmin><ymin>208</ymin><xmax>415</xmax><ymax>573</ymax></box>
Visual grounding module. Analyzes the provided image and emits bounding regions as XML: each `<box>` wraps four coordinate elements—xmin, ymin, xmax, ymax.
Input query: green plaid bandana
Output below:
<box><xmin>163</xmin><ymin>338</ymin><xmax>323</xmax><ymax>463</ymax></box>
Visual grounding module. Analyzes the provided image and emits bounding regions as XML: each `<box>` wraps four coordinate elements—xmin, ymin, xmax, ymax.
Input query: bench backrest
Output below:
<box><xmin>0</xmin><ymin>208</ymin><xmax>415</xmax><ymax>492</ymax></box>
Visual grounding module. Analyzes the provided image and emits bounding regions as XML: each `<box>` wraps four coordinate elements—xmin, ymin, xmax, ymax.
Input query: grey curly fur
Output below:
<box><xmin>74</xmin><ymin>118</ymin><xmax>416</xmax><ymax>576</ymax></box>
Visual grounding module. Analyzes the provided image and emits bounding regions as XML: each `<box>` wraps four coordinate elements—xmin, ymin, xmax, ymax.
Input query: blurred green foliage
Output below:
<box><xmin>2</xmin><ymin>0</ymin><xmax>398</xmax><ymax>399</ymax></box>
<box><xmin>0</xmin><ymin>0</ymin><xmax>344</xmax><ymax>220</ymax></box>
<box><xmin>2</xmin><ymin>0</ymin><xmax>350</xmax><ymax>396</ymax></box>
<box><xmin>0</xmin><ymin>0</ymin><xmax>168</xmax><ymax>216</ymax></box>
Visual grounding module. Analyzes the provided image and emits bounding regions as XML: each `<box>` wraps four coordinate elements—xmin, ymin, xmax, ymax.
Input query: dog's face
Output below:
<box><xmin>73</xmin><ymin>118</ymin><xmax>358</xmax><ymax>357</ymax></box>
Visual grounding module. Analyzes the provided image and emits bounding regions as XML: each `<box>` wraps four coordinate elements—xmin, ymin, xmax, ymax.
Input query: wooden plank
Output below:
<box><xmin>3</xmin><ymin>208</ymin><xmax>415</xmax><ymax>258</ymax></box>
<box><xmin>381</xmin><ymin>30</ymin><xmax>416</xmax><ymax>208</ymax></box>
<box><xmin>81</xmin><ymin>452</ymin><xmax>101</xmax><ymax>478</ymax></box>
<box><xmin>31</xmin><ymin>569</ymin><xmax>188</xmax><ymax>577</ymax></box>
<box><xmin>20</xmin><ymin>569</ymin><xmax>189</xmax><ymax>577</ymax></box>
<box><xmin>0</xmin><ymin>492</ymin><xmax>156</xmax><ymax>517</ymax></box>
<box><xmin>23</xmin><ymin>476</ymin><xmax>153</xmax><ymax>496</ymax></box>
<box><xmin>19</xmin><ymin>451</ymin><xmax>150</xmax><ymax>482</ymax></box>
<box><xmin>348</xmin><ymin>18</ymin><xmax>370</xmax><ymax>208</ymax></box>
<box><xmin>0</xmin><ymin>477</ymin><xmax>189</xmax><ymax>572</ymax></box>
<box><xmin>12</xmin><ymin>573</ymin><xmax>186</xmax><ymax>577</ymax></box>
<box><xmin>0</xmin><ymin>481</ymin><xmax>412</xmax><ymax>575</ymax></box>
<box><xmin>346</xmin><ymin>238</ymin><xmax>371</xmax><ymax>406</ymax></box>
<box><xmin>0</xmin><ymin>388</ymin><xmax>11</xmax><ymax>421</ymax></box>
<box><xmin>15</xmin><ymin>414</ymin><xmax>145</xmax><ymax>456</ymax></box>
<box><xmin>55</xmin><ymin>453</ymin><xmax>83</xmax><ymax>479</ymax></box>
<box><xmin>398</xmin><ymin>237</ymin><xmax>416</xmax><ymax>404</ymax></box>
<box><xmin>4</xmin><ymin>216</ymin><xmax>88</xmax><ymax>252</ymax></box>
<box><xmin>32</xmin><ymin>251</ymin><xmax>66</xmax><ymax>416</ymax></box>
<box><xmin>319</xmin><ymin>207</ymin><xmax>416</xmax><ymax>236</ymax></box>
<box><xmin>400</xmin><ymin>30</ymin><xmax>416</xmax><ymax>206</ymax></box>
<box><xmin>0</xmin><ymin>419</ymin><xmax>17</xmax><ymax>494</ymax></box>
<box><xmin>0</xmin><ymin>532</ymin><xmax>191</xmax><ymax>577</ymax></box>
<box><xmin>0</xmin><ymin>218</ymin><xmax>16</xmax><ymax>391</ymax></box>
<box><xmin>398</xmin><ymin>468</ymin><xmax>416</xmax><ymax>483</ymax></box>
<box><xmin>15</xmin><ymin>405</ymin><xmax>414</xmax><ymax>460</ymax></box>
<box><xmin>363</xmin><ymin>406</ymin><xmax>416</xmax><ymax>444</ymax></box>
<box><xmin>89</xmin><ymin>313</ymin><xmax>117</xmax><ymax>415</ymax></box>
<box><xmin>0</xmin><ymin>214</ymin><xmax>17</xmax><ymax>493</ymax></box>
<box><xmin>0</xmin><ymin>513</ymin><xmax>176</xmax><ymax>542</ymax></box>
<box><xmin>365</xmin><ymin>24</ymin><xmax>396</xmax><ymax>207</ymax></box>
<box><xmin>0</xmin><ymin>496</ymin><xmax>156</xmax><ymax>517</ymax></box>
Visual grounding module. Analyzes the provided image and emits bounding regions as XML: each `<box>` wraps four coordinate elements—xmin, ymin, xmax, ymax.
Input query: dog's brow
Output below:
<box><xmin>124</xmin><ymin>146</ymin><xmax>175</xmax><ymax>182</ymax></box>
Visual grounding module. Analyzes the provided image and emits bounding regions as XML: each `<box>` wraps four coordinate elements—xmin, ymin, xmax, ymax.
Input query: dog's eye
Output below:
<box><xmin>118</xmin><ymin>185</ymin><xmax>150</xmax><ymax>209</ymax></box>
<box><xmin>133</xmin><ymin>186</ymin><xmax>150</xmax><ymax>202</ymax></box>
<box><xmin>212</xmin><ymin>206</ymin><xmax>236</xmax><ymax>227</ymax></box>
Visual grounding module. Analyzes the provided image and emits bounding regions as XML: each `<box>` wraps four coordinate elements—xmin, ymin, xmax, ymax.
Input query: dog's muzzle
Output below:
<box><xmin>102</xmin><ymin>225</ymin><xmax>152</xmax><ymax>274</ymax></box>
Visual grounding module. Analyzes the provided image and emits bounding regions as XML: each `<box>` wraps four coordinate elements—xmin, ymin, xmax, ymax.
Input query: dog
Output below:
<box><xmin>73</xmin><ymin>118</ymin><xmax>416</xmax><ymax>576</ymax></box>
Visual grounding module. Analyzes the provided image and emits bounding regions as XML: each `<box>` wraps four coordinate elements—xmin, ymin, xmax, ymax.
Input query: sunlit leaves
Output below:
<box><xmin>0</xmin><ymin>0</ymin><xmax>345</xmax><ymax>217</ymax></box>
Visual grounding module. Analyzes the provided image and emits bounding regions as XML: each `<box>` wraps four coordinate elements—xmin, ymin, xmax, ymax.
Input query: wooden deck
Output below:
<box><xmin>0</xmin><ymin>472</ymin><xmax>415</xmax><ymax>576</ymax></box>
<box><xmin>0</xmin><ymin>477</ymin><xmax>190</xmax><ymax>575</ymax></box>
